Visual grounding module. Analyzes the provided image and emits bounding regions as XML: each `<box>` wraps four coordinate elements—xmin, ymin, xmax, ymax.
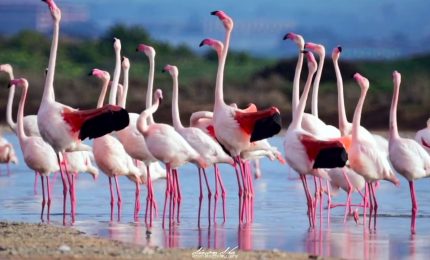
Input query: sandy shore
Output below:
<box><xmin>0</xmin><ymin>222</ymin><xmax>332</xmax><ymax>259</ymax></box>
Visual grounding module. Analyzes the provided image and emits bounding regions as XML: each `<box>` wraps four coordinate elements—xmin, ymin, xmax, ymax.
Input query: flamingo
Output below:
<box><xmin>0</xmin><ymin>136</ymin><xmax>18</xmax><ymax>176</ymax></box>
<box><xmin>163</xmin><ymin>64</ymin><xmax>234</xmax><ymax>226</ymax></box>
<box><xmin>283</xmin><ymin>51</ymin><xmax>347</xmax><ymax>227</ymax></box>
<box><xmin>388</xmin><ymin>71</ymin><xmax>430</xmax><ymax>234</ymax></box>
<box><xmin>1</xmin><ymin>64</ymin><xmax>40</xmax><ymax>137</ymax></box>
<box><xmin>37</xmin><ymin>0</ymin><xmax>129</xmax><ymax>224</ymax></box>
<box><xmin>349</xmin><ymin>73</ymin><xmax>400</xmax><ymax>230</ymax></box>
<box><xmin>90</xmin><ymin>67</ymin><xmax>143</xmax><ymax>222</ymax></box>
<box><xmin>415</xmin><ymin>118</ymin><xmax>430</xmax><ymax>154</ymax></box>
<box><xmin>9</xmin><ymin>78</ymin><xmax>59</xmax><ymax>221</ymax></box>
<box><xmin>137</xmin><ymin>87</ymin><xmax>207</xmax><ymax>228</ymax></box>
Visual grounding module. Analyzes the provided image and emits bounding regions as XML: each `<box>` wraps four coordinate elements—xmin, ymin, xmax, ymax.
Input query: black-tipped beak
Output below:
<box><xmin>210</xmin><ymin>11</ymin><xmax>219</xmax><ymax>15</ymax></box>
<box><xmin>41</xmin><ymin>0</ymin><xmax>47</xmax><ymax>2</ymax></box>
<box><xmin>161</xmin><ymin>69</ymin><xmax>166</xmax><ymax>73</ymax></box>
<box><xmin>112</xmin><ymin>38</ymin><xmax>116</xmax><ymax>43</ymax></box>
<box><xmin>135</xmin><ymin>48</ymin><xmax>139</xmax><ymax>52</ymax></box>
<box><xmin>121</xmin><ymin>57</ymin><xmax>124</xmax><ymax>62</ymax></box>
<box><xmin>7</xmin><ymin>83</ymin><xmax>12</xmax><ymax>88</ymax></box>
<box><xmin>88</xmin><ymin>71</ymin><xmax>93</xmax><ymax>76</ymax></box>
<box><xmin>282</xmin><ymin>33</ymin><xmax>290</xmax><ymax>40</ymax></box>
<box><xmin>199</xmin><ymin>40</ymin><xmax>205</xmax><ymax>47</ymax></box>
<box><xmin>301</xmin><ymin>50</ymin><xmax>308</xmax><ymax>54</ymax></box>
<box><xmin>337</xmin><ymin>46</ymin><xmax>343</xmax><ymax>52</ymax></box>
<box><xmin>350</xmin><ymin>73</ymin><xmax>356</xmax><ymax>79</ymax></box>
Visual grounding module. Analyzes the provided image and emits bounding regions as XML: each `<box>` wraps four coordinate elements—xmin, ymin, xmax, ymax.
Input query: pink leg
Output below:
<box><xmin>300</xmin><ymin>175</ymin><xmax>313</xmax><ymax>227</ymax></box>
<box><xmin>145</xmin><ymin>165</ymin><xmax>152</xmax><ymax>225</ymax></box>
<box><xmin>114</xmin><ymin>176</ymin><xmax>122</xmax><ymax>222</ymax></box>
<box><xmin>134</xmin><ymin>181</ymin><xmax>140</xmax><ymax>221</ymax></box>
<box><xmin>71</xmin><ymin>173</ymin><xmax>77</xmax><ymax>223</ymax></box>
<box><xmin>363</xmin><ymin>182</ymin><xmax>368</xmax><ymax>226</ymax></box>
<box><xmin>304</xmin><ymin>176</ymin><xmax>315</xmax><ymax>227</ymax></box>
<box><xmin>197</xmin><ymin>168</ymin><xmax>203</xmax><ymax>228</ymax></box>
<box><xmin>46</xmin><ymin>176</ymin><xmax>51</xmax><ymax>222</ymax></box>
<box><xmin>370</xmin><ymin>183</ymin><xmax>378</xmax><ymax>230</ymax></box>
<box><xmin>313</xmin><ymin>176</ymin><xmax>319</xmax><ymax>226</ymax></box>
<box><xmin>202</xmin><ymin>168</ymin><xmax>212</xmax><ymax>226</ymax></box>
<box><xmin>215</xmin><ymin>165</ymin><xmax>227</xmax><ymax>223</ymax></box>
<box><xmin>233</xmin><ymin>160</ymin><xmax>243</xmax><ymax>222</ymax></box>
<box><xmin>342</xmin><ymin>169</ymin><xmax>353</xmax><ymax>223</ymax></box>
<box><xmin>409</xmin><ymin>181</ymin><xmax>418</xmax><ymax>234</ymax></box>
<box><xmin>56</xmin><ymin>153</ymin><xmax>68</xmax><ymax>225</ymax></box>
<box><xmin>174</xmin><ymin>169</ymin><xmax>182</xmax><ymax>223</ymax></box>
<box><xmin>237</xmin><ymin>157</ymin><xmax>248</xmax><ymax>223</ymax></box>
<box><xmin>109</xmin><ymin>177</ymin><xmax>114</xmax><ymax>222</ymax></box>
<box><xmin>213</xmin><ymin>165</ymin><xmax>219</xmax><ymax>223</ymax></box>
<box><xmin>66</xmin><ymin>171</ymin><xmax>74</xmax><ymax>222</ymax></box>
<box><xmin>326</xmin><ymin>179</ymin><xmax>331</xmax><ymax>224</ymax></box>
<box><xmin>40</xmin><ymin>175</ymin><xmax>46</xmax><ymax>221</ymax></box>
<box><xmin>318</xmin><ymin>177</ymin><xmax>323</xmax><ymax>226</ymax></box>
<box><xmin>34</xmin><ymin>171</ymin><xmax>39</xmax><ymax>195</ymax></box>
<box><xmin>7</xmin><ymin>163</ymin><xmax>10</xmax><ymax>176</ymax></box>
<box><xmin>162</xmin><ymin>164</ymin><xmax>171</xmax><ymax>228</ymax></box>
<box><xmin>170</xmin><ymin>169</ymin><xmax>176</xmax><ymax>225</ymax></box>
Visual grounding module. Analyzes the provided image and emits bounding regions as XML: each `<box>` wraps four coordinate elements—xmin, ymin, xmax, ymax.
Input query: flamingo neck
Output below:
<box><xmin>171</xmin><ymin>74</ymin><xmax>184</xmax><ymax>130</ymax></box>
<box><xmin>215</xmin><ymin>28</ymin><xmax>232</xmax><ymax>108</ymax></box>
<box><xmin>334</xmin><ymin>58</ymin><xmax>349</xmax><ymax>134</ymax></box>
<box><xmin>119</xmin><ymin>67</ymin><xmax>129</xmax><ymax>108</ymax></box>
<box><xmin>352</xmin><ymin>87</ymin><xmax>368</xmax><ymax>141</ymax></box>
<box><xmin>389</xmin><ymin>80</ymin><xmax>400</xmax><ymax>140</ymax></box>
<box><xmin>6</xmin><ymin>70</ymin><xmax>16</xmax><ymax>131</ymax></box>
<box><xmin>292</xmin><ymin>50</ymin><xmax>304</xmax><ymax>114</ymax></box>
<box><xmin>290</xmin><ymin>69</ymin><xmax>315</xmax><ymax>130</ymax></box>
<box><xmin>109</xmin><ymin>48</ymin><xmax>121</xmax><ymax>105</ymax></box>
<box><xmin>137</xmin><ymin>94</ymin><xmax>160</xmax><ymax>134</ymax></box>
<box><xmin>146</xmin><ymin>55</ymin><xmax>155</xmax><ymax>125</ymax></box>
<box><xmin>311</xmin><ymin>51</ymin><xmax>325</xmax><ymax>117</ymax></box>
<box><xmin>96</xmin><ymin>78</ymin><xmax>110</xmax><ymax>109</ymax></box>
<box><xmin>42</xmin><ymin>20</ymin><xmax>60</xmax><ymax>103</ymax></box>
<box><xmin>17</xmin><ymin>84</ymin><xmax>29</xmax><ymax>143</ymax></box>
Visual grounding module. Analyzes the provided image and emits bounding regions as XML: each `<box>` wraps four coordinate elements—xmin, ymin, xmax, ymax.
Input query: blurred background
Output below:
<box><xmin>0</xmin><ymin>0</ymin><xmax>429</xmax><ymax>129</ymax></box>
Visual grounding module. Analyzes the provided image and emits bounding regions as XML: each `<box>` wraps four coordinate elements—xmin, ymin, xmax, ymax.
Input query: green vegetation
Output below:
<box><xmin>0</xmin><ymin>24</ymin><xmax>429</xmax><ymax>130</ymax></box>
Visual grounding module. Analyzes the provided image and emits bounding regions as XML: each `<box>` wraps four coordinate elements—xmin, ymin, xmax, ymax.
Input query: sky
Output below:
<box><xmin>4</xmin><ymin>0</ymin><xmax>430</xmax><ymax>59</ymax></box>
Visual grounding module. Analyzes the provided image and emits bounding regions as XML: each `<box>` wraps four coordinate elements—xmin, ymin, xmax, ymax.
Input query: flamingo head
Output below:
<box><xmin>331</xmin><ymin>45</ymin><xmax>342</xmax><ymax>61</ymax></box>
<box><xmin>121</xmin><ymin>56</ymin><xmax>130</xmax><ymax>70</ymax></box>
<box><xmin>199</xmin><ymin>38</ymin><xmax>224</xmax><ymax>55</ymax></box>
<box><xmin>304</xmin><ymin>42</ymin><xmax>325</xmax><ymax>57</ymax></box>
<box><xmin>0</xmin><ymin>64</ymin><xmax>13</xmax><ymax>75</ymax></box>
<box><xmin>302</xmin><ymin>50</ymin><xmax>317</xmax><ymax>74</ymax></box>
<box><xmin>113</xmin><ymin>37</ymin><xmax>121</xmax><ymax>52</ymax></box>
<box><xmin>211</xmin><ymin>10</ymin><xmax>233</xmax><ymax>31</ymax></box>
<box><xmin>283</xmin><ymin>32</ymin><xmax>304</xmax><ymax>50</ymax></box>
<box><xmin>136</xmin><ymin>43</ymin><xmax>156</xmax><ymax>58</ymax></box>
<box><xmin>392</xmin><ymin>70</ymin><xmax>401</xmax><ymax>87</ymax></box>
<box><xmin>162</xmin><ymin>64</ymin><xmax>179</xmax><ymax>78</ymax></box>
<box><xmin>353</xmin><ymin>73</ymin><xmax>369</xmax><ymax>92</ymax></box>
<box><xmin>89</xmin><ymin>69</ymin><xmax>110</xmax><ymax>81</ymax></box>
<box><xmin>8</xmin><ymin>78</ymin><xmax>28</xmax><ymax>89</ymax></box>
<box><xmin>42</xmin><ymin>0</ymin><xmax>61</xmax><ymax>21</ymax></box>
<box><xmin>154</xmin><ymin>89</ymin><xmax>163</xmax><ymax>101</ymax></box>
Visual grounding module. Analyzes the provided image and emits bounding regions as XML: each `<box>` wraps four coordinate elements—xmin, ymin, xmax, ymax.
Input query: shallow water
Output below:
<box><xmin>1</xmin><ymin>132</ymin><xmax>430</xmax><ymax>259</ymax></box>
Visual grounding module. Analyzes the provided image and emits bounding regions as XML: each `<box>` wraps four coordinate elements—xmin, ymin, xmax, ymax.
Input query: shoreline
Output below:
<box><xmin>0</xmin><ymin>221</ymin><xmax>326</xmax><ymax>259</ymax></box>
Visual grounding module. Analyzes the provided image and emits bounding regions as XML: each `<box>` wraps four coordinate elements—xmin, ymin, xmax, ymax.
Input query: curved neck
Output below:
<box><xmin>42</xmin><ymin>20</ymin><xmax>60</xmax><ymax>102</ymax></box>
<box><xmin>119</xmin><ymin>67</ymin><xmax>129</xmax><ymax>108</ymax></box>
<box><xmin>290</xmin><ymin>69</ymin><xmax>315</xmax><ymax>130</ymax></box>
<box><xmin>292</xmin><ymin>50</ymin><xmax>304</xmax><ymax>114</ymax></box>
<box><xmin>215</xmin><ymin>28</ymin><xmax>232</xmax><ymax>107</ymax></box>
<box><xmin>389</xmin><ymin>81</ymin><xmax>400</xmax><ymax>139</ymax></box>
<box><xmin>6</xmin><ymin>70</ymin><xmax>16</xmax><ymax>131</ymax></box>
<box><xmin>17</xmin><ymin>84</ymin><xmax>29</xmax><ymax>142</ymax></box>
<box><xmin>146</xmin><ymin>55</ymin><xmax>155</xmax><ymax>125</ymax></box>
<box><xmin>311</xmin><ymin>52</ymin><xmax>325</xmax><ymax>117</ymax></box>
<box><xmin>138</xmin><ymin>94</ymin><xmax>160</xmax><ymax>134</ymax></box>
<box><xmin>109</xmin><ymin>49</ymin><xmax>121</xmax><ymax>105</ymax></box>
<box><xmin>334</xmin><ymin>58</ymin><xmax>349</xmax><ymax>134</ymax></box>
<box><xmin>96</xmin><ymin>79</ymin><xmax>110</xmax><ymax>109</ymax></box>
<box><xmin>352</xmin><ymin>87</ymin><xmax>368</xmax><ymax>140</ymax></box>
<box><xmin>171</xmin><ymin>74</ymin><xmax>184</xmax><ymax>130</ymax></box>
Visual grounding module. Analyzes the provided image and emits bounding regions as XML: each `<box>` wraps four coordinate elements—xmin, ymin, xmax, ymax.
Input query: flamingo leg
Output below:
<box><xmin>300</xmin><ymin>175</ymin><xmax>313</xmax><ymax>227</ymax></box>
<box><xmin>326</xmin><ymin>179</ymin><xmax>331</xmax><ymax>224</ymax></box>
<box><xmin>213</xmin><ymin>165</ymin><xmax>219</xmax><ymax>223</ymax></box>
<box><xmin>134</xmin><ymin>181</ymin><xmax>140</xmax><ymax>221</ymax></box>
<box><xmin>342</xmin><ymin>169</ymin><xmax>353</xmax><ymax>223</ymax></box>
<box><xmin>237</xmin><ymin>157</ymin><xmax>248</xmax><ymax>223</ymax></box>
<box><xmin>370</xmin><ymin>182</ymin><xmax>378</xmax><ymax>230</ymax></box>
<box><xmin>174</xmin><ymin>169</ymin><xmax>182</xmax><ymax>223</ymax></box>
<box><xmin>56</xmin><ymin>153</ymin><xmax>68</xmax><ymax>225</ymax></box>
<box><xmin>363</xmin><ymin>182</ymin><xmax>368</xmax><ymax>225</ymax></box>
<box><xmin>46</xmin><ymin>176</ymin><xmax>51</xmax><ymax>222</ymax></box>
<box><xmin>318</xmin><ymin>177</ymin><xmax>323</xmax><ymax>226</ymax></box>
<box><xmin>170</xmin><ymin>169</ymin><xmax>176</xmax><ymax>225</ymax></box>
<box><xmin>409</xmin><ymin>181</ymin><xmax>418</xmax><ymax>234</ymax></box>
<box><xmin>233</xmin><ymin>160</ymin><xmax>243</xmax><ymax>222</ymax></box>
<box><xmin>109</xmin><ymin>177</ymin><xmax>114</xmax><ymax>222</ymax></box>
<box><xmin>145</xmin><ymin>164</ymin><xmax>152</xmax><ymax>225</ymax></box>
<box><xmin>71</xmin><ymin>173</ymin><xmax>77</xmax><ymax>223</ymax></box>
<box><xmin>198</xmin><ymin>167</ymin><xmax>203</xmax><ymax>228</ymax></box>
<box><xmin>40</xmin><ymin>175</ymin><xmax>46</xmax><ymax>221</ymax></box>
<box><xmin>215</xmin><ymin>165</ymin><xmax>227</xmax><ymax>223</ymax></box>
<box><xmin>202</xmin><ymin>168</ymin><xmax>212</xmax><ymax>226</ymax></box>
<box><xmin>304</xmin><ymin>176</ymin><xmax>315</xmax><ymax>227</ymax></box>
<box><xmin>114</xmin><ymin>176</ymin><xmax>122</xmax><ymax>222</ymax></box>
<box><xmin>367</xmin><ymin>183</ymin><xmax>373</xmax><ymax>229</ymax></box>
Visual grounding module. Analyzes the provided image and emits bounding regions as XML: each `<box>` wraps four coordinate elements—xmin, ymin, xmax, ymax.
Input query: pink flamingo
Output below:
<box><xmin>415</xmin><ymin>118</ymin><xmax>430</xmax><ymax>154</ymax></box>
<box><xmin>137</xmin><ymin>88</ymin><xmax>207</xmax><ymax>228</ymax></box>
<box><xmin>37</xmin><ymin>0</ymin><xmax>129</xmax><ymax>224</ymax></box>
<box><xmin>349</xmin><ymin>73</ymin><xmax>400</xmax><ymax>230</ymax></box>
<box><xmin>9</xmin><ymin>78</ymin><xmax>59</xmax><ymax>221</ymax></box>
<box><xmin>0</xmin><ymin>136</ymin><xmax>18</xmax><ymax>176</ymax></box>
<box><xmin>90</xmin><ymin>66</ymin><xmax>143</xmax><ymax>222</ymax></box>
<box><xmin>163</xmin><ymin>64</ymin><xmax>234</xmax><ymax>226</ymax></box>
<box><xmin>388</xmin><ymin>71</ymin><xmax>430</xmax><ymax>234</ymax></box>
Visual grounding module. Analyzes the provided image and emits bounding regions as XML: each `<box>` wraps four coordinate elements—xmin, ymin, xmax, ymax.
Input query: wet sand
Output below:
<box><xmin>0</xmin><ymin>222</ymin><xmax>329</xmax><ymax>259</ymax></box>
